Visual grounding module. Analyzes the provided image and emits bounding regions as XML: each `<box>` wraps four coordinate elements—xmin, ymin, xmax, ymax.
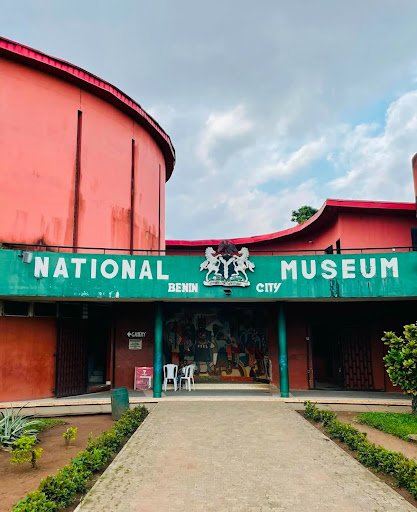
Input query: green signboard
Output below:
<box><xmin>0</xmin><ymin>249</ymin><xmax>415</xmax><ymax>300</ymax></box>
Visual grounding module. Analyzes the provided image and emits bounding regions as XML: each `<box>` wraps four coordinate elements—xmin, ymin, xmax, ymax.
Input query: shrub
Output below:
<box><xmin>10</xmin><ymin>436</ymin><xmax>43</xmax><ymax>468</ymax></box>
<box><xmin>304</xmin><ymin>402</ymin><xmax>417</xmax><ymax>500</ymax></box>
<box><xmin>13</xmin><ymin>491</ymin><xmax>56</xmax><ymax>512</ymax></box>
<box><xmin>39</xmin><ymin>464</ymin><xmax>91</xmax><ymax>509</ymax></box>
<box><xmin>383</xmin><ymin>324</ymin><xmax>417</xmax><ymax>415</ymax></box>
<box><xmin>0</xmin><ymin>407</ymin><xmax>42</xmax><ymax>449</ymax></box>
<box><xmin>13</xmin><ymin>405</ymin><xmax>149</xmax><ymax>511</ymax></box>
<box><xmin>62</xmin><ymin>427</ymin><xmax>78</xmax><ymax>446</ymax></box>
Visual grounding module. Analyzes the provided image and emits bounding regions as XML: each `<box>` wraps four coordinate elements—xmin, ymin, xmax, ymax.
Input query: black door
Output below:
<box><xmin>55</xmin><ymin>318</ymin><xmax>88</xmax><ymax>397</ymax></box>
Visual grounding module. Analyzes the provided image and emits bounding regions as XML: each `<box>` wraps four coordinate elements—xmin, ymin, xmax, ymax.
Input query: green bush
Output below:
<box><xmin>0</xmin><ymin>407</ymin><xmax>43</xmax><ymax>449</ymax></box>
<box><xmin>13</xmin><ymin>491</ymin><xmax>56</xmax><ymax>512</ymax></box>
<box><xmin>62</xmin><ymin>427</ymin><xmax>77</xmax><ymax>446</ymax></box>
<box><xmin>10</xmin><ymin>436</ymin><xmax>43</xmax><ymax>468</ymax></box>
<box><xmin>304</xmin><ymin>401</ymin><xmax>417</xmax><ymax>499</ymax></box>
<box><xmin>39</xmin><ymin>463</ymin><xmax>91</xmax><ymax>509</ymax></box>
<box><xmin>13</xmin><ymin>406</ymin><xmax>149</xmax><ymax>511</ymax></box>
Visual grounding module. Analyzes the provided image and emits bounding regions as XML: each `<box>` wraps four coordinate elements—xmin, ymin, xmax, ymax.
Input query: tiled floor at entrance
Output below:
<box><xmin>75</xmin><ymin>402</ymin><xmax>414</xmax><ymax>512</ymax></box>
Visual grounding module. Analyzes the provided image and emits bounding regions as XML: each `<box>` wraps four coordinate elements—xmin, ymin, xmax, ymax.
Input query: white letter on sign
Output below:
<box><xmin>71</xmin><ymin>258</ymin><xmax>86</xmax><ymax>278</ymax></box>
<box><xmin>101</xmin><ymin>259</ymin><xmax>119</xmax><ymax>279</ymax></box>
<box><xmin>34</xmin><ymin>256</ymin><xmax>49</xmax><ymax>278</ymax></box>
<box><xmin>157</xmin><ymin>260</ymin><xmax>169</xmax><ymax>280</ymax></box>
<box><xmin>381</xmin><ymin>257</ymin><xmax>399</xmax><ymax>278</ymax></box>
<box><xmin>53</xmin><ymin>258</ymin><xmax>69</xmax><ymax>278</ymax></box>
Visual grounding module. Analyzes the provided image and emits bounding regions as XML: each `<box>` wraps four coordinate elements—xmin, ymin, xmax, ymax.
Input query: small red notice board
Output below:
<box><xmin>134</xmin><ymin>367</ymin><xmax>153</xmax><ymax>390</ymax></box>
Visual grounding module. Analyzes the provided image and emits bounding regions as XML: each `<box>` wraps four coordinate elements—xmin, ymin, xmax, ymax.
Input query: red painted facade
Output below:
<box><xmin>167</xmin><ymin>199</ymin><xmax>416</xmax><ymax>254</ymax></box>
<box><xmin>0</xmin><ymin>36</ymin><xmax>415</xmax><ymax>401</ymax></box>
<box><xmin>0</xmin><ymin>38</ymin><xmax>173</xmax><ymax>401</ymax></box>
<box><xmin>0</xmin><ymin>37</ymin><xmax>173</xmax><ymax>252</ymax></box>
<box><xmin>0</xmin><ymin>317</ymin><xmax>56</xmax><ymax>401</ymax></box>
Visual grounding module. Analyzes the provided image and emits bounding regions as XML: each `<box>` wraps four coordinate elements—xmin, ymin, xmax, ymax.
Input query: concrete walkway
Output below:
<box><xmin>75</xmin><ymin>402</ymin><xmax>415</xmax><ymax>512</ymax></box>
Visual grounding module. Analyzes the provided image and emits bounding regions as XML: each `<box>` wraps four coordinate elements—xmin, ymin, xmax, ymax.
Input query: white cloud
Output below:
<box><xmin>328</xmin><ymin>90</ymin><xmax>417</xmax><ymax>201</ymax></box>
<box><xmin>167</xmin><ymin>88</ymin><xmax>417</xmax><ymax>239</ymax></box>
<box><xmin>196</xmin><ymin>105</ymin><xmax>253</xmax><ymax>168</ymax></box>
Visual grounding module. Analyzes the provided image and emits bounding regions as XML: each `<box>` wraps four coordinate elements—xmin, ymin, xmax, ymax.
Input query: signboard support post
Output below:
<box><xmin>153</xmin><ymin>302</ymin><xmax>163</xmax><ymax>398</ymax></box>
<box><xmin>277</xmin><ymin>302</ymin><xmax>289</xmax><ymax>397</ymax></box>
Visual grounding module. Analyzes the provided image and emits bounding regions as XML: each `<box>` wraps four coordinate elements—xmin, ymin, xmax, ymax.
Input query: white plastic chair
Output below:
<box><xmin>179</xmin><ymin>364</ymin><xmax>196</xmax><ymax>391</ymax></box>
<box><xmin>163</xmin><ymin>364</ymin><xmax>178</xmax><ymax>391</ymax></box>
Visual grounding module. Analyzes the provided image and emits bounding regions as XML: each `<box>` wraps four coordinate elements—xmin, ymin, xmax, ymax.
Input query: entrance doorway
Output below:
<box><xmin>55</xmin><ymin>303</ymin><xmax>112</xmax><ymax>397</ymax></box>
<box><xmin>163</xmin><ymin>303</ymin><xmax>271</xmax><ymax>384</ymax></box>
<box><xmin>311</xmin><ymin>324</ymin><xmax>374</xmax><ymax>390</ymax></box>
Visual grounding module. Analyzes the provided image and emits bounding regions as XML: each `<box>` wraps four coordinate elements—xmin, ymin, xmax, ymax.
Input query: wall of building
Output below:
<box><xmin>113</xmin><ymin>303</ymin><xmax>156</xmax><ymax>388</ymax></box>
<box><xmin>338</xmin><ymin>211</ymin><xmax>415</xmax><ymax>251</ymax></box>
<box><xmin>0</xmin><ymin>58</ymin><xmax>166</xmax><ymax>252</ymax></box>
<box><xmin>0</xmin><ymin>317</ymin><xmax>56</xmax><ymax>401</ymax></box>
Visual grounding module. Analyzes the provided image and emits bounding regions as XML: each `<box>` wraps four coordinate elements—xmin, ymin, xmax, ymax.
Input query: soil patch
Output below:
<box><xmin>0</xmin><ymin>414</ymin><xmax>114</xmax><ymax>512</ymax></box>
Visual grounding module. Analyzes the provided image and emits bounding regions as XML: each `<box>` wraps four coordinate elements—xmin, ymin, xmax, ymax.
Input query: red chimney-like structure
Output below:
<box><xmin>412</xmin><ymin>153</ymin><xmax>417</xmax><ymax>217</ymax></box>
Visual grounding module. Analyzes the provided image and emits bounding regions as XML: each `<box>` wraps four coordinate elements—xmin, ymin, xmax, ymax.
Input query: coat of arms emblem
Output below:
<box><xmin>200</xmin><ymin>240</ymin><xmax>255</xmax><ymax>287</ymax></box>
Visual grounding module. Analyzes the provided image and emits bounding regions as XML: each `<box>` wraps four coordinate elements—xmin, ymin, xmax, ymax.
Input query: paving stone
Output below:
<box><xmin>75</xmin><ymin>402</ymin><xmax>415</xmax><ymax>512</ymax></box>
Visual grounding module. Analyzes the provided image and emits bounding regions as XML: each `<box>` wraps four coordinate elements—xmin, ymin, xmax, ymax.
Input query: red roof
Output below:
<box><xmin>167</xmin><ymin>199</ymin><xmax>415</xmax><ymax>247</ymax></box>
<box><xmin>0</xmin><ymin>36</ymin><xmax>176</xmax><ymax>180</ymax></box>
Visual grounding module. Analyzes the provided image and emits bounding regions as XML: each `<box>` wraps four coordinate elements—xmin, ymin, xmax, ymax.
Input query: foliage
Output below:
<box><xmin>39</xmin><ymin>463</ymin><xmax>91</xmax><ymax>509</ymax></box>
<box><xmin>304</xmin><ymin>401</ymin><xmax>417</xmax><ymax>499</ymax></box>
<box><xmin>356</xmin><ymin>412</ymin><xmax>417</xmax><ymax>440</ymax></box>
<box><xmin>62</xmin><ymin>427</ymin><xmax>78</xmax><ymax>446</ymax></box>
<box><xmin>0</xmin><ymin>407</ymin><xmax>42</xmax><ymax>449</ymax></box>
<box><xmin>383</xmin><ymin>323</ymin><xmax>417</xmax><ymax>414</ymax></box>
<box><xmin>36</xmin><ymin>419</ymin><xmax>65</xmax><ymax>432</ymax></box>
<box><xmin>10</xmin><ymin>436</ymin><xmax>43</xmax><ymax>468</ymax></box>
<box><xmin>291</xmin><ymin>205</ymin><xmax>318</xmax><ymax>224</ymax></box>
<box><xmin>12</xmin><ymin>491</ymin><xmax>56</xmax><ymax>512</ymax></box>
<box><xmin>13</xmin><ymin>406</ymin><xmax>149</xmax><ymax>511</ymax></box>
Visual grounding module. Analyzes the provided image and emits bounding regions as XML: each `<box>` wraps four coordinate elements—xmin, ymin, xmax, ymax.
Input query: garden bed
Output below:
<box><xmin>0</xmin><ymin>415</ymin><xmax>114</xmax><ymax>512</ymax></box>
<box><xmin>302</xmin><ymin>403</ymin><xmax>417</xmax><ymax>508</ymax></box>
<box><xmin>336</xmin><ymin>412</ymin><xmax>417</xmax><ymax>461</ymax></box>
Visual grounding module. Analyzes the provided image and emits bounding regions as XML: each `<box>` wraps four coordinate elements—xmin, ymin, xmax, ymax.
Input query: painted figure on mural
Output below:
<box><xmin>181</xmin><ymin>315</ymin><xmax>196</xmax><ymax>361</ymax></box>
<box><xmin>194</xmin><ymin>316</ymin><xmax>213</xmax><ymax>375</ymax></box>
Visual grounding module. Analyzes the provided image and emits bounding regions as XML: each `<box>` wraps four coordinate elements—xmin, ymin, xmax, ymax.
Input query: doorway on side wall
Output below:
<box><xmin>311</xmin><ymin>324</ymin><xmax>374</xmax><ymax>391</ymax></box>
<box><xmin>55</xmin><ymin>303</ymin><xmax>112</xmax><ymax>397</ymax></box>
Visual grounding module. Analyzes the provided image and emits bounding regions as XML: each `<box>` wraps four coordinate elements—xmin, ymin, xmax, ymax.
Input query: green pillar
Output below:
<box><xmin>153</xmin><ymin>302</ymin><xmax>163</xmax><ymax>398</ymax></box>
<box><xmin>277</xmin><ymin>302</ymin><xmax>289</xmax><ymax>397</ymax></box>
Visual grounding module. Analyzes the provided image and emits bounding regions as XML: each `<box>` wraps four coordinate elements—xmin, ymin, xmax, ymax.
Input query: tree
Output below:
<box><xmin>291</xmin><ymin>205</ymin><xmax>318</xmax><ymax>224</ymax></box>
<box><xmin>383</xmin><ymin>323</ymin><xmax>417</xmax><ymax>415</ymax></box>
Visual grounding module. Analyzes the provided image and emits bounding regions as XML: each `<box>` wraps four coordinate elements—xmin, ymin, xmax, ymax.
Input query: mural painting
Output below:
<box><xmin>163</xmin><ymin>304</ymin><xmax>270</xmax><ymax>382</ymax></box>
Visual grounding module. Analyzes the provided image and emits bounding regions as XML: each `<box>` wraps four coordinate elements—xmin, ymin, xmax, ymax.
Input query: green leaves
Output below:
<box><xmin>13</xmin><ymin>491</ymin><xmax>56</xmax><ymax>512</ymax></box>
<box><xmin>10</xmin><ymin>436</ymin><xmax>43</xmax><ymax>468</ymax></box>
<box><xmin>305</xmin><ymin>402</ymin><xmax>417</xmax><ymax>499</ymax></box>
<box><xmin>0</xmin><ymin>407</ymin><xmax>42</xmax><ymax>449</ymax></box>
<box><xmin>383</xmin><ymin>323</ymin><xmax>417</xmax><ymax>413</ymax></box>
<box><xmin>12</xmin><ymin>406</ymin><xmax>149</xmax><ymax>511</ymax></box>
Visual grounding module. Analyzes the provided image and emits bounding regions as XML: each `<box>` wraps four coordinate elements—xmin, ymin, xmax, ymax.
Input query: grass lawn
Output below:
<box><xmin>355</xmin><ymin>412</ymin><xmax>417</xmax><ymax>440</ymax></box>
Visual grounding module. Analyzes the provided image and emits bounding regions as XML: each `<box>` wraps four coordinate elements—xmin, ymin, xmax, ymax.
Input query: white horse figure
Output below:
<box><xmin>200</xmin><ymin>247</ymin><xmax>221</xmax><ymax>280</ymax></box>
<box><xmin>231</xmin><ymin>247</ymin><xmax>255</xmax><ymax>281</ymax></box>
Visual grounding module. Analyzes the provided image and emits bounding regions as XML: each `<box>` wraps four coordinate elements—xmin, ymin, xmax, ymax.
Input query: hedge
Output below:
<box><xmin>304</xmin><ymin>401</ymin><xmax>417</xmax><ymax>499</ymax></box>
<box><xmin>13</xmin><ymin>406</ymin><xmax>149</xmax><ymax>512</ymax></box>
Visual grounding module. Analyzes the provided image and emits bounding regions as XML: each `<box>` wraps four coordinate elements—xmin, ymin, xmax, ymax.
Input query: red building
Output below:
<box><xmin>167</xmin><ymin>199</ymin><xmax>417</xmax><ymax>392</ymax></box>
<box><xmin>1</xmin><ymin>36</ymin><xmax>416</xmax><ymax>402</ymax></box>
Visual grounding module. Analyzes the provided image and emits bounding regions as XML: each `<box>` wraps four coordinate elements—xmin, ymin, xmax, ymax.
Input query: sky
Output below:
<box><xmin>2</xmin><ymin>1</ymin><xmax>417</xmax><ymax>240</ymax></box>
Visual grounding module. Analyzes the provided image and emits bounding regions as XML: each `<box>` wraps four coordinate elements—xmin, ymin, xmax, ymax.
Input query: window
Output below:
<box><xmin>33</xmin><ymin>302</ymin><xmax>57</xmax><ymax>317</ymax></box>
<box><xmin>3</xmin><ymin>301</ymin><xmax>30</xmax><ymax>316</ymax></box>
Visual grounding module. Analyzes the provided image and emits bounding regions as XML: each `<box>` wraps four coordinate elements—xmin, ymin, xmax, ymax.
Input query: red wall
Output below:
<box><xmin>113</xmin><ymin>303</ymin><xmax>156</xmax><ymax>388</ymax></box>
<box><xmin>338</xmin><ymin>211</ymin><xmax>415</xmax><ymax>252</ymax></box>
<box><xmin>0</xmin><ymin>58</ymin><xmax>166</xmax><ymax>252</ymax></box>
<box><xmin>0</xmin><ymin>317</ymin><xmax>56</xmax><ymax>401</ymax></box>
